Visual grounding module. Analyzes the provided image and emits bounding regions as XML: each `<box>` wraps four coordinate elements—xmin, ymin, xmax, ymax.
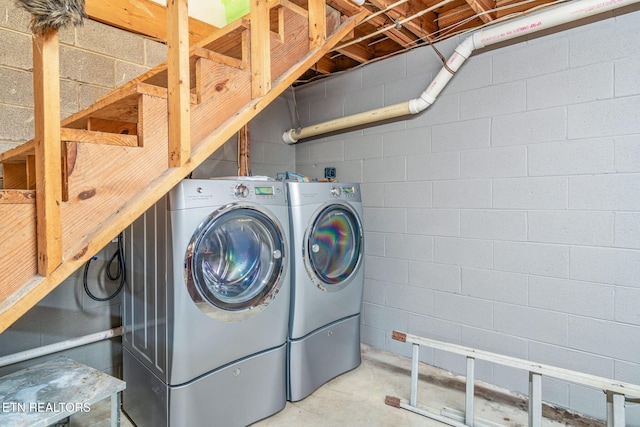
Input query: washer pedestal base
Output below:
<box><xmin>123</xmin><ymin>344</ymin><xmax>287</xmax><ymax>427</ymax></box>
<box><xmin>287</xmin><ymin>314</ymin><xmax>361</xmax><ymax>402</ymax></box>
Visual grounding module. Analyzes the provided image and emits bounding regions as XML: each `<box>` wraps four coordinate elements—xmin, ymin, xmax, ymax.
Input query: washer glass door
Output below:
<box><xmin>185</xmin><ymin>205</ymin><xmax>285</xmax><ymax>321</ymax></box>
<box><xmin>306</xmin><ymin>204</ymin><xmax>363</xmax><ymax>291</ymax></box>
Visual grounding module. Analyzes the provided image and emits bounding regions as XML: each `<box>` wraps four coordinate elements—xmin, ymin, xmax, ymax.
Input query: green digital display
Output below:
<box><xmin>342</xmin><ymin>186</ymin><xmax>355</xmax><ymax>194</ymax></box>
<box><xmin>255</xmin><ymin>186</ymin><xmax>274</xmax><ymax>196</ymax></box>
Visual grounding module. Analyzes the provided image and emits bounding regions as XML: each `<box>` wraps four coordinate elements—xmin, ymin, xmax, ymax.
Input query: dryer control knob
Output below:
<box><xmin>330</xmin><ymin>186</ymin><xmax>341</xmax><ymax>197</ymax></box>
<box><xmin>234</xmin><ymin>183</ymin><xmax>249</xmax><ymax>198</ymax></box>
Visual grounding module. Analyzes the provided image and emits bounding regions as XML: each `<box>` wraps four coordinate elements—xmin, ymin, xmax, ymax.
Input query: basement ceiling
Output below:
<box><xmin>298</xmin><ymin>0</ymin><xmax>564</xmax><ymax>83</ymax></box>
<box><xmin>87</xmin><ymin>0</ymin><xmax>569</xmax><ymax>85</ymax></box>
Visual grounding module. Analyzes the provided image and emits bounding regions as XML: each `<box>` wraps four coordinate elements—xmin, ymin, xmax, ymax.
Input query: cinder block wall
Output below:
<box><xmin>285</xmin><ymin>8</ymin><xmax>640</xmax><ymax>423</ymax></box>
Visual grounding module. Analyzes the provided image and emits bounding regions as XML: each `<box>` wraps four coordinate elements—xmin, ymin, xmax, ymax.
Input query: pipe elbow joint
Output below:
<box><xmin>409</xmin><ymin>93</ymin><xmax>434</xmax><ymax>114</ymax></box>
<box><xmin>456</xmin><ymin>36</ymin><xmax>476</xmax><ymax>59</ymax></box>
<box><xmin>282</xmin><ymin>129</ymin><xmax>300</xmax><ymax>144</ymax></box>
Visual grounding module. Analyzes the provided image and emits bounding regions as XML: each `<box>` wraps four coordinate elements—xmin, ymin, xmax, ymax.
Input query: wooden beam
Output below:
<box><xmin>463</xmin><ymin>0</ymin><xmax>496</xmax><ymax>23</ymax></box>
<box><xmin>85</xmin><ymin>0</ymin><xmax>218</xmax><ymax>45</ymax></box>
<box><xmin>237</xmin><ymin>124</ymin><xmax>250</xmax><ymax>176</ymax></box>
<box><xmin>308</xmin><ymin>0</ymin><xmax>327</xmax><ymax>49</ymax></box>
<box><xmin>437</xmin><ymin>4</ymin><xmax>477</xmax><ymax>30</ymax></box>
<box><xmin>60</xmin><ymin>128</ymin><xmax>139</xmax><ymax>147</ymax></box>
<box><xmin>336</xmin><ymin>42</ymin><xmax>374</xmax><ymax>63</ymax></box>
<box><xmin>367</xmin><ymin>0</ymin><xmax>437</xmax><ymax>41</ymax></box>
<box><xmin>314</xmin><ymin>55</ymin><xmax>339</xmax><ymax>74</ymax></box>
<box><xmin>251</xmin><ymin>0</ymin><xmax>273</xmax><ymax>98</ymax></box>
<box><xmin>32</xmin><ymin>31</ymin><xmax>63</xmax><ymax>276</ymax></box>
<box><xmin>167</xmin><ymin>0</ymin><xmax>191</xmax><ymax>167</ymax></box>
<box><xmin>364</xmin><ymin>10</ymin><xmax>419</xmax><ymax>46</ymax></box>
<box><xmin>0</xmin><ymin>190</ymin><xmax>36</xmax><ymax>204</ymax></box>
<box><xmin>193</xmin><ymin>47</ymin><xmax>247</xmax><ymax>69</ymax></box>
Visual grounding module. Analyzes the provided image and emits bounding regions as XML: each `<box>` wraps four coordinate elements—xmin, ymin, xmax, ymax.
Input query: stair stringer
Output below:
<box><xmin>0</xmin><ymin>9</ymin><xmax>368</xmax><ymax>333</ymax></box>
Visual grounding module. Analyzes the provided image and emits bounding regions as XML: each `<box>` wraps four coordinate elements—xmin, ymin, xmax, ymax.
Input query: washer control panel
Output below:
<box><xmin>170</xmin><ymin>179</ymin><xmax>286</xmax><ymax>210</ymax></box>
<box><xmin>329</xmin><ymin>185</ymin><xmax>359</xmax><ymax>198</ymax></box>
<box><xmin>229</xmin><ymin>182</ymin><xmax>282</xmax><ymax>200</ymax></box>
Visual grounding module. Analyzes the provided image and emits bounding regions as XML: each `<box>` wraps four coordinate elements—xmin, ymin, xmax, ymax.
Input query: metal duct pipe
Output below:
<box><xmin>282</xmin><ymin>0</ymin><xmax>639</xmax><ymax>144</ymax></box>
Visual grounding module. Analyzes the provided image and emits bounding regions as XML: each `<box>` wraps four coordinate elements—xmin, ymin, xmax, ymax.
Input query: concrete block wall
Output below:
<box><xmin>285</xmin><ymin>7</ymin><xmax>640</xmax><ymax>422</ymax></box>
<box><xmin>0</xmin><ymin>0</ymin><xmax>166</xmax><ymax>376</ymax></box>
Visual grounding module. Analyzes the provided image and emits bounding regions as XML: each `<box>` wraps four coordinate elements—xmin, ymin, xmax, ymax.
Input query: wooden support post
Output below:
<box><xmin>238</xmin><ymin>124</ymin><xmax>250</xmax><ymax>176</ymax></box>
<box><xmin>308</xmin><ymin>0</ymin><xmax>326</xmax><ymax>49</ymax></box>
<box><xmin>250</xmin><ymin>0</ymin><xmax>272</xmax><ymax>98</ymax></box>
<box><xmin>167</xmin><ymin>0</ymin><xmax>191</xmax><ymax>167</ymax></box>
<box><xmin>33</xmin><ymin>31</ymin><xmax>63</xmax><ymax>276</ymax></box>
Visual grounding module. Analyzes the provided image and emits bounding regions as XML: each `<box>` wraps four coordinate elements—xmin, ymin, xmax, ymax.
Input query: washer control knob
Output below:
<box><xmin>330</xmin><ymin>186</ymin><xmax>341</xmax><ymax>197</ymax></box>
<box><xmin>234</xmin><ymin>183</ymin><xmax>249</xmax><ymax>198</ymax></box>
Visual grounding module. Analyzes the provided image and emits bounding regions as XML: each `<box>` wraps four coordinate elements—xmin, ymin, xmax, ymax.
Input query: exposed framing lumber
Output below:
<box><xmin>337</xmin><ymin>42</ymin><xmax>374</xmax><ymax>63</ymax></box>
<box><xmin>60</xmin><ymin>129</ymin><xmax>139</xmax><ymax>147</ymax></box>
<box><xmin>0</xmin><ymin>8</ymin><xmax>367</xmax><ymax>333</ymax></box>
<box><xmin>0</xmin><ymin>190</ymin><xmax>36</xmax><ymax>204</ymax></box>
<box><xmin>251</xmin><ymin>0</ymin><xmax>273</xmax><ymax>97</ymax></box>
<box><xmin>463</xmin><ymin>0</ymin><xmax>497</xmax><ymax>23</ymax></box>
<box><xmin>32</xmin><ymin>31</ymin><xmax>63</xmax><ymax>276</ymax></box>
<box><xmin>364</xmin><ymin>0</ymin><xmax>436</xmax><ymax>42</ymax></box>
<box><xmin>237</xmin><ymin>124</ymin><xmax>250</xmax><ymax>176</ymax></box>
<box><xmin>85</xmin><ymin>0</ymin><xmax>218</xmax><ymax>45</ymax></box>
<box><xmin>308</xmin><ymin>0</ymin><xmax>327</xmax><ymax>48</ymax></box>
<box><xmin>167</xmin><ymin>0</ymin><xmax>191</xmax><ymax>167</ymax></box>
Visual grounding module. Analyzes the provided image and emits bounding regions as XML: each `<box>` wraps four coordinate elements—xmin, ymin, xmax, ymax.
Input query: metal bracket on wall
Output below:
<box><xmin>385</xmin><ymin>331</ymin><xmax>640</xmax><ymax>427</ymax></box>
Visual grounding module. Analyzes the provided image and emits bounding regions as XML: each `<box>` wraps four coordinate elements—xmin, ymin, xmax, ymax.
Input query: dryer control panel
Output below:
<box><xmin>329</xmin><ymin>185</ymin><xmax>359</xmax><ymax>198</ymax></box>
<box><xmin>287</xmin><ymin>181</ymin><xmax>362</xmax><ymax>206</ymax></box>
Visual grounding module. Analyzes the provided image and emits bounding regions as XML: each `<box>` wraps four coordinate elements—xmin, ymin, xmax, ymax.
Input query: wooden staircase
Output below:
<box><xmin>0</xmin><ymin>0</ymin><xmax>366</xmax><ymax>333</ymax></box>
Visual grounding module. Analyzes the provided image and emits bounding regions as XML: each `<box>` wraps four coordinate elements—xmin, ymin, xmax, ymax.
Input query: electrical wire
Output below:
<box><xmin>83</xmin><ymin>233</ymin><xmax>125</xmax><ymax>302</ymax></box>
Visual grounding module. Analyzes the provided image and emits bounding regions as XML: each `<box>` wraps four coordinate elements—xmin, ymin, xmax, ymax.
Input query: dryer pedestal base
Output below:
<box><xmin>123</xmin><ymin>343</ymin><xmax>287</xmax><ymax>427</ymax></box>
<box><xmin>287</xmin><ymin>314</ymin><xmax>361</xmax><ymax>402</ymax></box>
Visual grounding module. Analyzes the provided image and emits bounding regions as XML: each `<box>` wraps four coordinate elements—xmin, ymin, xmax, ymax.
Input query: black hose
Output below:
<box><xmin>83</xmin><ymin>233</ymin><xmax>125</xmax><ymax>301</ymax></box>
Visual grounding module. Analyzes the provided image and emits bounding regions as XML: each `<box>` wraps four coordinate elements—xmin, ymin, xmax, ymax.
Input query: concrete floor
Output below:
<box><xmin>74</xmin><ymin>344</ymin><xmax>602</xmax><ymax>426</ymax></box>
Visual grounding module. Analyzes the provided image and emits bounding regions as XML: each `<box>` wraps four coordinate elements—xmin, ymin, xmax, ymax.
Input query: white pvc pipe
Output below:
<box><xmin>282</xmin><ymin>0</ymin><xmax>639</xmax><ymax>144</ymax></box>
<box><xmin>0</xmin><ymin>326</ymin><xmax>124</xmax><ymax>368</ymax></box>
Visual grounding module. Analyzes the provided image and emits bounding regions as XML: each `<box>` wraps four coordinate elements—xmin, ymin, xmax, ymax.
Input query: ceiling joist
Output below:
<box><xmin>84</xmin><ymin>0</ymin><xmax>571</xmax><ymax>84</ymax></box>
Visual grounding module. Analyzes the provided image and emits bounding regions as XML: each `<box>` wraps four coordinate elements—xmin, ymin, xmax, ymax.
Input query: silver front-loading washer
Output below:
<box><xmin>123</xmin><ymin>177</ymin><xmax>290</xmax><ymax>426</ymax></box>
